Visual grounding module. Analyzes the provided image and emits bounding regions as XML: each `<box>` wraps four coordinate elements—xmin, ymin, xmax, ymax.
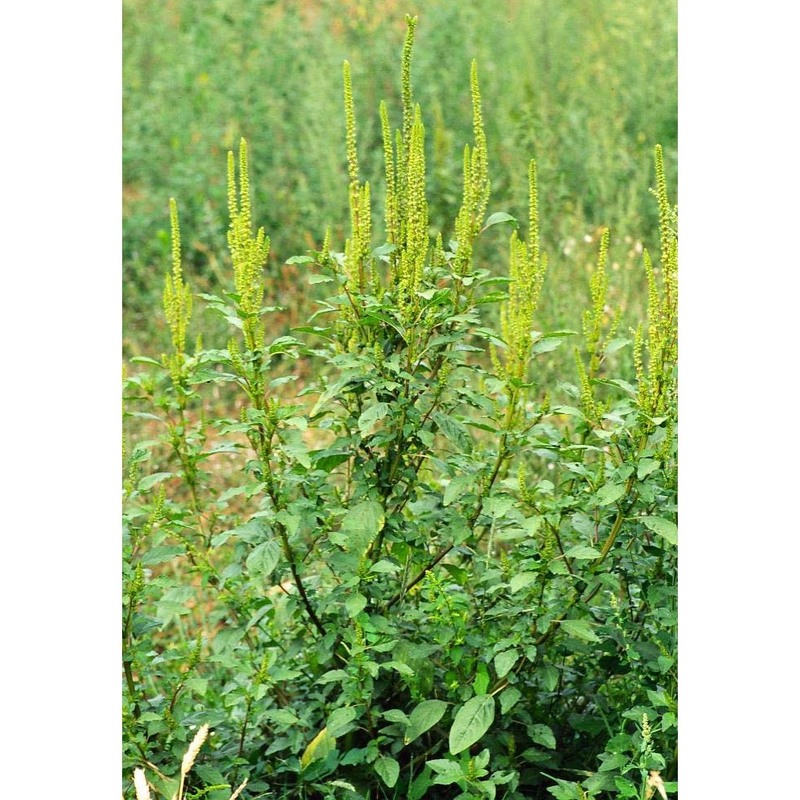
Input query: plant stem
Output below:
<box><xmin>387</xmin><ymin>386</ymin><xmax>519</xmax><ymax>607</ymax></box>
<box><xmin>123</xmin><ymin>659</ymin><xmax>140</xmax><ymax>718</ymax></box>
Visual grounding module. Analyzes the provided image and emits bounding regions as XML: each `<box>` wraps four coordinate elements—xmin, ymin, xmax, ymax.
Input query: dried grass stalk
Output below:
<box><xmin>133</xmin><ymin>767</ymin><xmax>152</xmax><ymax>800</ymax></box>
<box><xmin>181</xmin><ymin>724</ymin><xmax>210</xmax><ymax>776</ymax></box>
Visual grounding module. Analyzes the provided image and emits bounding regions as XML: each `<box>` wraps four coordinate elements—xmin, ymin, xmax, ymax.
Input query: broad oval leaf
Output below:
<box><xmin>300</xmin><ymin>727</ymin><xmax>335</xmax><ymax>768</ymax></box>
<box><xmin>448</xmin><ymin>694</ymin><xmax>495</xmax><ymax>754</ymax></box>
<box><xmin>383</xmin><ymin>709</ymin><xmax>411</xmax><ymax>725</ymax></box>
<box><xmin>529</xmin><ymin>723</ymin><xmax>556</xmax><ymax>749</ymax></box>
<box><xmin>374</xmin><ymin>756</ymin><xmax>400</xmax><ymax>788</ymax></box>
<box><xmin>494</xmin><ymin>649</ymin><xmax>519</xmax><ymax>679</ymax></box>
<box><xmin>308</xmin><ymin>273</ymin><xmax>335</xmax><ymax>284</ymax></box>
<box><xmin>541</xmin><ymin>665</ymin><xmax>559</xmax><ymax>692</ymax></box>
<box><xmin>596</xmin><ymin>482</ymin><xmax>626</xmax><ymax>506</ymax></box>
<box><xmin>140</xmin><ymin>545</ymin><xmax>185</xmax><ymax>566</ymax></box>
<box><xmin>405</xmin><ymin>699</ymin><xmax>448</xmax><ymax>744</ymax></box>
<box><xmin>344</xmin><ymin>593</ymin><xmax>367</xmax><ymax>618</ymax></box>
<box><xmin>334</xmin><ymin>500</ymin><xmax>385</xmax><ymax>553</ymax></box>
<box><xmin>327</xmin><ymin>706</ymin><xmax>358</xmax><ymax>737</ymax></box>
<box><xmin>444</xmin><ymin>474</ymin><xmax>473</xmax><ymax>506</ymax></box>
<box><xmin>312</xmin><ymin>449</ymin><xmax>351</xmax><ymax>473</ymax></box>
<box><xmin>641</xmin><ymin>516</ymin><xmax>677</xmax><ymax>546</ymax></box>
<box><xmin>426</xmin><ymin>759</ymin><xmax>464</xmax><ymax>784</ymax></box>
<box><xmin>564</xmin><ymin>544</ymin><xmax>602</xmax><ymax>560</ymax></box>
<box><xmin>245</xmin><ymin>540</ymin><xmax>281</xmax><ymax>580</ymax></box>
<box><xmin>264</xmin><ymin>708</ymin><xmax>300</xmax><ymax>726</ymax></box>
<box><xmin>509</xmin><ymin>572</ymin><xmax>537</xmax><ymax>593</ymax></box>
<box><xmin>560</xmin><ymin>618</ymin><xmax>601</xmax><ymax>643</ymax></box>
<box><xmin>383</xmin><ymin>660</ymin><xmax>415</xmax><ymax>676</ymax></box>
<box><xmin>481</xmin><ymin>211</ymin><xmax>517</xmax><ymax>232</ymax></box>
<box><xmin>499</xmin><ymin>687</ymin><xmax>522</xmax><ymax>715</ymax></box>
<box><xmin>370</xmin><ymin>559</ymin><xmax>401</xmax><ymax>574</ymax></box>
<box><xmin>137</xmin><ymin>472</ymin><xmax>174</xmax><ymax>491</ymax></box>
<box><xmin>637</xmin><ymin>458</ymin><xmax>660</xmax><ymax>480</ymax></box>
<box><xmin>316</xmin><ymin>669</ymin><xmax>348</xmax><ymax>685</ymax></box>
<box><xmin>357</xmin><ymin>402</ymin><xmax>389</xmax><ymax>437</ymax></box>
<box><xmin>472</xmin><ymin>663</ymin><xmax>490</xmax><ymax>696</ymax></box>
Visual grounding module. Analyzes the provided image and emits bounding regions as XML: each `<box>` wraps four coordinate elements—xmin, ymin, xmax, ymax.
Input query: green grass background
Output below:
<box><xmin>123</xmin><ymin>0</ymin><xmax>676</xmax><ymax>360</ymax></box>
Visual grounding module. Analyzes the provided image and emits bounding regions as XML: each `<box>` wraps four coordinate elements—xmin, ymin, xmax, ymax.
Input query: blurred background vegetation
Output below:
<box><xmin>123</xmin><ymin>0</ymin><xmax>676</xmax><ymax>363</ymax></box>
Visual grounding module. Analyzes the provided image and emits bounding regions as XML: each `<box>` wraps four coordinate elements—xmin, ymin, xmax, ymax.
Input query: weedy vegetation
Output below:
<box><xmin>123</xmin><ymin>0</ymin><xmax>676</xmax><ymax>362</ymax></box>
<box><xmin>123</xmin><ymin>10</ymin><xmax>677</xmax><ymax>800</ymax></box>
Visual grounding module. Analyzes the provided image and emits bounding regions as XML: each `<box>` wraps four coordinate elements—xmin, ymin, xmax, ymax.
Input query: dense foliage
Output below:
<box><xmin>123</xmin><ymin>14</ymin><xmax>677</xmax><ymax>800</ymax></box>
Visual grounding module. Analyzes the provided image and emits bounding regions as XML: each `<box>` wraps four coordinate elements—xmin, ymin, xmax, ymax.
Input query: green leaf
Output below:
<box><xmin>541</xmin><ymin>666</ymin><xmax>559</xmax><ymax>692</ymax></box>
<box><xmin>332</xmin><ymin>500</ymin><xmax>385</xmax><ymax>552</ymax></box>
<box><xmin>449</xmin><ymin>694</ymin><xmax>495</xmax><ymax>754</ymax></box>
<box><xmin>499</xmin><ymin>687</ymin><xmax>522</xmax><ymax>715</ymax></box>
<box><xmin>345</xmin><ymin>593</ymin><xmax>367</xmax><ymax>618</ymax></box>
<box><xmin>281</xmin><ymin>436</ymin><xmax>311</xmax><ymax>469</ymax></box>
<box><xmin>599</xmin><ymin>752</ymin><xmax>628</xmax><ymax>772</ymax></box>
<box><xmin>560</xmin><ymin>618</ymin><xmax>601</xmax><ymax>643</ymax></box>
<box><xmin>370</xmin><ymin>559</ymin><xmax>401</xmax><ymax>574</ymax></box>
<box><xmin>662</xmin><ymin>711</ymin><xmax>677</xmax><ymax>731</ymax></box>
<box><xmin>405</xmin><ymin>699</ymin><xmax>448</xmax><ymax>744</ymax></box>
<box><xmin>383</xmin><ymin>709</ymin><xmax>411</xmax><ymax>725</ymax></box>
<box><xmin>551</xmin><ymin>405</ymin><xmax>585</xmax><ymax>418</ymax></box>
<box><xmin>641</xmin><ymin>515</ymin><xmax>678</xmax><ymax>545</ymax></box>
<box><xmin>213</xmin><ymin>518</ymin><xmax>264</xmax><ymax>546</ymax></box>
<box><xmin>316</xmin><ymin>669</ymin><xmax>349</xmax><ymax>684</ymax></box>
<box><xmin>444</xmin><ymin>474</ymin><xmax>473</xmax><ymax>506</ymax></box>
<box><xmin>494</xmin><ymin>649</ymin><xmax>519</xmax><ymax>679</ymax></box>
<box><xmin>637</xmin><ymin>458</ymin><xmax>659</xmax><ymax>479</ymax></box>
<box><xmin>372</xmin><ymin>242</ymin><xmax>397</xmax><ymax>258</ymax></box>
<box><xmin>604</xmin><ymin>337</ymin><xmax>631</xmax><ymax>354</ymax></box>
<box><xmin>564</xmin><ymin>544</ymin><xmax>602</xmax><ymax>560</ymax></box>
<box><xmin>137</xmin><ymin>472</ymin><xmax>174</xmax><ymax>491</ymax></box>
<box><xmin>183</xmin><ymin>677</ymin><xmax>207</xmax><ymax>696</ymax></box>
<box><xmin>529</xmin><ymin>723</ymin><xmax>556</xmax><ymax>749</ymax></box>
<box><xmin>193</xmin><ymin>765</ymin><xmax>226</xmax><ymax>787</ymax></box>
<box><xmin>409</xmin><ymin>771</ymin><xmax>434</xmax><ymax>800</ymax></box>
<box><xmin>125</xmin><ymin>411</ymin><xmax>165</xmax><ymax>422</ymax></box>
<box><xmin>426</xmin><ymin>759</ymin><xmax>464</xmax><ymax>784</ymax></box>
<box><xmin>481</xmin><ymin>211</ymin><xmax>517</xmax><ymax>232</ymax></box>
<box><xmin>484</xmin><ymin>495</ymin><xmax>514</xmax><ymax>519</ymax></box>
<box><xmin>264</xmin><ymin>708</ymin><xmax>300</xmax><ymax>726</ymax></box>
<box><xmin>647</xmin><ymin>687</ymin><xmax>671</xmax><ymax>708</ymax></box>
<box><xmin>593</xmin><ymin>377</ymin><xmax>638</xmax><ymax>396</ymax></box>
<box><xmin>129</xmin><ymin>356</ymin><xmax>163</xmax><ymax>367</ymax></box>
<box><xmin>268</xmin><ymin>335</ymin><xmax>300</xmax><ymax>354</ymax></box>
<box><xmin>147</xmin><ymin>772</ymin><xmax>179</xmax><ymax>800</ymax></box>
<box><xmin>245</xmin><ymin>540</ymin><xmax>281</xmax><ymax>580</ymax></box>
<box><xmin>613</xmin><ymin>776</ymin><xmax>639</xmax><ymax>797</ymax></box>
<box><xmin>358</xmin><ymin>402</ymin><xmax>389</xmax><ymax>437</ymax></box>
<box><xmin>543</xmin><ymin>775</ymin><xmax>585</xmax><ymax>800</ymax></box>
<box><xmin>531</xmin><ymin>336</ymin><xmax>568</xmax><ymax>355</ymax></box>
<box><xmin>139</xmin><ymin>545</ymin><xmax>185</xmax><ymax>565</ymax></box>
<box><xmin>475</xmin><ymin>291</ymin><xmax>509</xmax><ymax>306</ymax></box>
<box><xmin>312</xmin><ymin>449</ymin><xmax>351</xmax><ymax>473</ymax></box>
<box><xmin>473</xmin><ymin>662</ymin><xmax>490</xmax><ymax>695</ymax></box>
<box><xmin>300</xmin><ymin>727</ymin><xmax>335</xmax><ymax>768</ymax></box>
<box><xmin>383</xmin><ymin>660</ymin><xmax>415</xmax><ymax>676</ymax></box>
<box><xmin>596</xmin><ymin>482</ymin><xmax>626</xmax><ymax>506</ymax></box>
<box><xmin>327</xmin><ymin>706</ymin><xmax>358</xmax><ymax>737</ymax></box>
<box><xmin>328</xmin><ymin>780</ymin><xmax>357</xmax><ymax>791</ymax></box>
<box><xmin>509</xmin><ymin>572</ymin><xmax>537</xmax><ymax>593</ymax></box>
<box><xmin>374</xmin><ymin>756</ymin><xmax>400</xmax><ymax>788</ymax></box>
<box><xmin>433</xmin><ymin>412</ymin><xmax>472</xmax><ymax>450</ymax></box>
